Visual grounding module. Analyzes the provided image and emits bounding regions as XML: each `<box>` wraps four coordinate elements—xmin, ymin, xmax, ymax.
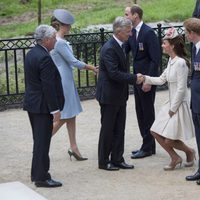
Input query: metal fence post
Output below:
<box><xmin>157</xmin><ymin>23</ymin><xmax>163</xmax><ymax>74</ymax></box>
<box><xmin>38</xmin><ymin>0</ymin><xmax>41</xmax><ymax>25</ymax></box>
<box><xmin>100</xmin><ymin>28</ymin><xmax>105</xmax><ymax>46</ymax></box>
<box><xmin>0</xmin><ymin>25</ymin><xmax>188</xmax><ymax>109</ymax></box>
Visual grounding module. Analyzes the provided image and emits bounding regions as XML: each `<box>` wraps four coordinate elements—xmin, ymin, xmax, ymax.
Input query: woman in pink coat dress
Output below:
<box><xmin>143</xmin><ymin>28</ymin><xmax>195</xmax><ymax>170</ymax></box>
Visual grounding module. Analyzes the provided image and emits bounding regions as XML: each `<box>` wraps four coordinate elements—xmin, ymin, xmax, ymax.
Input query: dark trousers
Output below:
<box><xmin>98</xmin><ymin>103</ymin><xmax>126</xmax><ymax>167</ymax></box>
<box><xmin>28</xmin><ymin>112</ymin><xmax>52</xmax><ymax>182</ymax></box>
<box><xmin>192</xmin><ymin>111</ymin><xmax>200</xmax><ymax>172</ymax></box>
<box><xmin>134</xmin><ymin>85</ymin><xmax>156</xmax><ymax>152</ymax></box>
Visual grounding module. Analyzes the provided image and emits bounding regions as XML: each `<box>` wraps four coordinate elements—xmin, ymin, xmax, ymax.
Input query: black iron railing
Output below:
<box><xmin>0</xmin><ymin>24</ymin><xmax>190</xmax><ymax>110</ymax></box>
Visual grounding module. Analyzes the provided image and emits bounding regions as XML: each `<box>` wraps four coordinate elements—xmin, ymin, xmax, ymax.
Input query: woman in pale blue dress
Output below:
<box><xmin>50</xmin><ymin>9</ymin><xmax>98</xmax><ymax>161</ymax></box>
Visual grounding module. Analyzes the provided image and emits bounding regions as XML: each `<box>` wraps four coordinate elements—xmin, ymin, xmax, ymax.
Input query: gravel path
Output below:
<box><xmin>0</xmin><ymin>90</ymin><xmax>199</xmax><ymax>200</ymax></box>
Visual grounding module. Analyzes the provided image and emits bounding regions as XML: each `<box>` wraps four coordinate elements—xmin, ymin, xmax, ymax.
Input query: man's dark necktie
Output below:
<box><xmin>122</xmin><ymin>43</ymin><xmax>126</xmax><ymax>58</ymax></box>
<box><xmin>192</xmin><ymin>45</ymin><xmax>196</xmax><ymax>58</ymax></box>
<box><xmin>132</xmin><ymin>28</ymin><xmax>137</xmax><ymax>42</ymax></box>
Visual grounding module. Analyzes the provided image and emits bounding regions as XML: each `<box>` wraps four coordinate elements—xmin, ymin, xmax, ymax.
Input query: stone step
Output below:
<box><xmin>0</xmin><ymin>181</ymin><xmax>47</xmax><ymax>200</ymax></box>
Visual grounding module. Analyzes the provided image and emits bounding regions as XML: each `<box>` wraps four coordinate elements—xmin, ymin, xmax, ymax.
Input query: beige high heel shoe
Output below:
<box><xmin>184</xmin><ymin>149</ymin><xmax>196</xmax><ymax>167</ymax></box>
<box><xmin>164</xmin><ymin>157</ymin><xmax>182</xmax><ymax>171</ymax></box>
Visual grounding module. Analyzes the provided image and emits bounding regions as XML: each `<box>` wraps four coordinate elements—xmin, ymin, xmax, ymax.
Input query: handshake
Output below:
<box><xmin>136</xmin><ymin>73</ymin><xmax>145</xmax><ymax>84</ymax></box>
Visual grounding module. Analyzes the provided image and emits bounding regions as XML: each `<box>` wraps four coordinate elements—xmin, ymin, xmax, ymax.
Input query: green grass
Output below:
<box><xmin>0</xmin><ymin>0</ymin><xmax>195</xmax><ymax>39</ymax></box>
<box><xmin>0</xmin><ymin>63</ymin><xmax>25</xmax><ymax>95</ymax></box>
<box><xmin>141</xmin><ymin>0</ymin><xmax>194</xmax><ymax>22</ymax></box>
<box><xmin>0</xmin><ymin>0</ymin><xmax>195</xmax><ymax>93</ymax></box>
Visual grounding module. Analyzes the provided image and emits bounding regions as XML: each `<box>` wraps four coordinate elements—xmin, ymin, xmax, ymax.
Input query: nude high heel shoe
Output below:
<box><xmin>184</xmin><ymin>149</ymin><xmax>196</xmax><ymax>167</ymax></box>
<box><xmin>68</xmin><ymin>149</ymin><xmax>88</xmax><ymax>161</ymax></box>
<box><xmin>164</xmin><ymin>157</ymin><xmax>182</xmax><ymax>171</ymax></box>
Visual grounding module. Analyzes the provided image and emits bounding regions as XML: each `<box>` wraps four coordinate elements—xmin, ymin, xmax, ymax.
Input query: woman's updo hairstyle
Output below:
<box><xmin>163</xmin><ymin>27</ymin><xmax>190</xmax><ymax>68</ymax></box>
<box><xmin>50</xmin><ymin>16</ymin><xmax>63</xmax><ymax>31</ymax></box>
<box><xmin>50</xmin><ymin>9</ymin><xmax>75</xmax><ymax>31</ymax></box>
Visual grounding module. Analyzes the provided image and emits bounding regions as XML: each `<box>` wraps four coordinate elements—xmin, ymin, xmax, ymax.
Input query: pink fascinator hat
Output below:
<box><xmin>163</xmin><ymin>27</ymin><xmax>179</xmax><ymax>39</ymax></box>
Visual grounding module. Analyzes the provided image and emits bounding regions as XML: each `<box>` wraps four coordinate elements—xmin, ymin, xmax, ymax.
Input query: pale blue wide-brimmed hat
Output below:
<box><xmin>53</xmin><ymin>9</ymin><xmax>75</xmax><ymax>25</ymax></box>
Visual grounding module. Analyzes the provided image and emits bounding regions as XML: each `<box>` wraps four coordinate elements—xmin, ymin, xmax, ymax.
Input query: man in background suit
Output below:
<box><xmin>184</xmin><ymin>18</ymin><xmax>200</xmax><ymax>185</ymax></box>
<box><xmin>23</xmin><ymin>25</ymin><xmax>64</xmax><ymax>187</ymax></box>
<box><xmin>125</xmin><ymin>5</ymin><xmax>160</xmax><ymax>159</ymax></box>
<box><xmin>96</xmin><ymin>16</ymin><xmax>143</xmax><ymax>171</ymax></box>
<box><xmin>193</xmin><ymin>0</ymin><xmax>200</xmax><ymax>18</ymax></box>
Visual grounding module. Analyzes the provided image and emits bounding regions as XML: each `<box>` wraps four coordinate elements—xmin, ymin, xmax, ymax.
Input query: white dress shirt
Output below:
<box><xmin>135</xmin><ymin>21</ymin><xmax>143</xmax><ymax>39</ymax></box>
<box><xmin>195</xmin><ymin>40</ymin><xmax>200</xmax><ymax>54</ymax></box>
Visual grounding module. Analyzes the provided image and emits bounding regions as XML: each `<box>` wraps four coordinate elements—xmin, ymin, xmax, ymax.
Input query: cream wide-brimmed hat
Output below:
<box><xmin>53</xmin><ymin>9</ymin><xmax>75</xmax><ymax>25</ymax></box>
<box><xmin>163</xmin><ymin>27</ymin><xmax>179</xmax><ymax>39</ymax></box>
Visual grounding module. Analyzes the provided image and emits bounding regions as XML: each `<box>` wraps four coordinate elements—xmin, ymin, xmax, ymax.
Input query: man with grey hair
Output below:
<box><xmin>96</xmin><ymin>17</ymin><xmax>142</xmax><ymax>171</ymax></box>
<box><xmin>23</xmin><ymin>25</ymin><xmax>64</xmax><ymax>187</ymax></box>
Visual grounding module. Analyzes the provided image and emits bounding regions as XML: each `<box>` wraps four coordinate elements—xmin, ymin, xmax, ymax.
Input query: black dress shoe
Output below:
<box><xmin>35</xmin><ymin>179</ymin><xmax>62</xmax><ymax>187</ymax></box>
<box><xmin>131</xmin><ymin>150</ymin><xmax>152</xmax><ymax>159</ymax></box>
<box><xmin>196</xmin><ymin>179</ymin><xmax>200</xmax><ymax>185</ymax></box>
<box><xmin>114</xmin><ymin>162</ymin><xmax>134</xmax><ymax>169</ymax></box>
<box><xmin>132</xmin><ymin>149</ymin><xmax>156</xmax><ymax>155</ymax></box>
<box><xmin>131</xmin><ymin>150</ymin><xmax>139</xmax><ymax>154</ymax></box>
<box><xmin>99</xmin><ymin>163</ymin><xmax>119</xmax><ymax>171</ymax></box>
<box><xmin>186</xmin><ymin>172</ymin><xmax>200</xmax><ymax>181</ymax></box>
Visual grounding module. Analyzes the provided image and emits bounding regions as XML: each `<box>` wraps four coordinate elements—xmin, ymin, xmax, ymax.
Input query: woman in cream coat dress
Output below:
<box><xmin>50</xmin><ymin>9</ymin><xmax>98</xmax><ymax>161</ymax></box>
<box><xmin>143</xmin><ymin>28</ymin><xmax>195</xmax><ymax>170</ymax></box>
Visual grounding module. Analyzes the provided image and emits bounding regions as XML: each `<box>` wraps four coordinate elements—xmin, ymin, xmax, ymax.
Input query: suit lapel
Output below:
<box><xmin>131</xmin><ymin>28</ymin><xmax>137</xmax><ymax>59</ymax></box>
<box><xmin>192</xmin><ymin>47</ymin><xmax>200</xmax><ymax>78</ymax></box>
<box><xmin>137</xmin><ymin>24</ymin><xmax>145</xmax><ymax>41</ymax></box>
<box><xmin>111</xmin><ymin>38</ymin><xmax>127</xmax><ymax>67</ymax></box>
<box><xmin>196</xmin><ymin>48</ymin><xmax>200</xmax><ymax>56</ymax></box>
<box><xmin>133</xmin><ymin>25</ymin><xmax>144</xmax><ymax>59</ymax></box>
<box><xmin>133</xmin><ymin>24</ymin><xmax>145</xmax><ymax>59</ymax></box>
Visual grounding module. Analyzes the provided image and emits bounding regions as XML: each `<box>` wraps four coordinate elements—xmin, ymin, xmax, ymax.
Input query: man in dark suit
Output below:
<box><xmin>184</xmin><ymin>18</ymin><xmax>200</xmax><ymax>185</ymax></box>
<box><xmin>125</xmin><ymin>5</ymin><xmax>160</xmax><ymax>159</ymax></box>
<box><xmin>193</xmin><ymin>0</ymin><xmax>200</xmax><ymax>18</ymax></box>
<box><xmin>23</xmin><ymin>25</ymin><xmax>64</xmax><ymax>187</ymax></box>
<box><xmin>96</xmin><ymin>16</ymin><xmax>143</xmax><ymax>171</ymax></box>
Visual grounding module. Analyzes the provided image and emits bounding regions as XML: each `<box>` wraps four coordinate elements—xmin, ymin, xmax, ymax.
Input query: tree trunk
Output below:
<box><xmin>38</xmin><ymin>0</ymin><xmax>41</xmax><ymax>25</ymax></box>
<box><xmin>19</xmin><ymin>0</ymin><xmax>31</xmax><ymax>4</ymax></box>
